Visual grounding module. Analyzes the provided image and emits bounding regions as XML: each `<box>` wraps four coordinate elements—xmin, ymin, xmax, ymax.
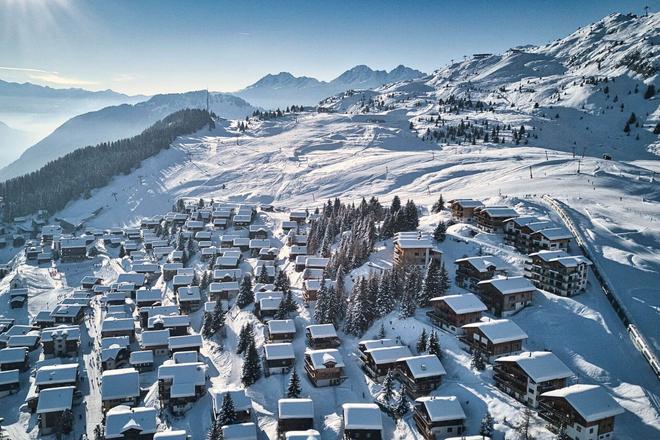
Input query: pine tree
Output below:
<box><xmin>428</xmin><ymin>331</ymin><xmax>441</xmax><ymax>359</ymax></box>
<box><xmin>431</xmin><ymin>195</ymin><xmax>444</xmax><ymax>213</ymax></box>
<box><xmin>118</xmin><ymin>244</ymin><xmax>126</xmax><ymax>258</ymax></box>
<box><xmin>390</xmin><ymin>195</ymin><xmax>401</xmax><ymax>213</ymax></box>
<box><xmin>274</xmin><ymin>270</ymin><xmax>291</xmax><ymax>293</ymax></box>
<box><xmin>217</xmin><ymin>392</ymin><xmax>236</xmax><ymax>427</ymax></box>
<box><xmin>416</xmin><ymin>329</ymin><xmax>428</xmax><ymax>353</ymax></box>
<box><xmin>479</xmin><ymin>412</ymin><xmax>495</xmax><ymax>437</ymax></box>
<box><xmin>236</xmin><ymin>323</ymin><xmax>253</xmax><ymax>355</ymax></box>
<box><xmin>644</xmin><ymin>84</ymin><xmax>656</xmax><ymax>99</ymax></box>
<box><xmin>314</xmin><ymin>277</ymin><xmax>329</xmax><ymax>323</ymax></box>
<box><xmin>418</xmin><ymin>258</ymin><xmax>442</xmax><ymax>307</ymax></box>
<box><xmin>207</xmin><ymin>418</ymin><xmax>221</xmax><ymax>440</ymax></box>
<box><xmin>392</xmin><ymin>392</ymin><xmax>408</xmax><ymax>419</ymax></box>
<box><xmin>381</xmin><ymin>369</ymin><xmax>396</xmax><ymax>403</ymax></box>
<box><xmin>241</xmin><ymin>340</ymin><xmax>262</xmax><ymax>386</ymax></box>
<box><xmin>399</xmin><ymin>269</ymin><xmax>418</xmax><ymax>318</ymax></box>
<box><xmin>281</xmin><ymin>286</ymin><xmax>297</xmax><ymax>313</ymax></box>
<box><xmin>375</xmin><ymin>272</ymin><xmax>396</xmax><ymax>317</ymax></box>
<box><xmin>202</xmin><ymin>312</ymin><xmax>215</xmax><ymax>338</ymax></box>
<box><xmin>257</xmin><ymin>265</ymin><xmax>269</xmax><ymax>284</ymax></box>
<box><xmin>212</xmin><ymin>300</ymin><xmax>225</xmax><ymax>333</ymax></box>
<box><xmin>439</xmin><ymin>263</ymin><xmax>451</xmax><ymax>295</ymax></box>
<box><xmin>471</xmin><ymin>351</ymin><xmax>486</xmax><ymax>371</ymax></box>
<box><xmin>286</xmin><ymin>366</ymin><xmax>302</xmax><ymax>398</ymax></box>
<box><xmin>236</xmin><ymin>275</ymin><xmax>254</xmax><ymax>308</ymax></box>
<box><xmin>433</xmin><ymin>222</ymin><xmax>447</xmax><ymax>242</ymax></box>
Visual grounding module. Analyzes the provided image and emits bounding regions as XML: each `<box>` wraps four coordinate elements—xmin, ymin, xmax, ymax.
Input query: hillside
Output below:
<box><xmin>235</xmin><ymin>65</ymin><xmax>425</xmax><ymax>109</ymax></box>
<box><xmin>0</xmin><ymin>120</ymin><xmax>37</xmax><ymax>166</ymax></box>
<box><xmin>0</xmin><ymin>91</ymin><xmax>257</xmax><ymax>181</ymax></box>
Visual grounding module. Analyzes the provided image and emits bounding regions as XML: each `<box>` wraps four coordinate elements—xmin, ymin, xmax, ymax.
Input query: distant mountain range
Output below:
<box><xmin>0</xmin><ymin>90</ymin><xmax>257</xmax><ymax>181</ymax></box>
<box><xmin>235</xmin><ymin>64</ymin><xmax>426</xmax><ymax>108</ymax></box>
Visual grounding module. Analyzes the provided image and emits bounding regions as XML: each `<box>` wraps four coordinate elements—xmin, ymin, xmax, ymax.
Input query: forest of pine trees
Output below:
<box><xmin>0</xmin><ymin>108</ymin><xmax>214</xmax><ymax>220</ymax></box>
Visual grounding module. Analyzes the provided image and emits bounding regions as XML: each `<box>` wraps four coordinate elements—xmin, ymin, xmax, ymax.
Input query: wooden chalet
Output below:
<box><xmin>278</xmin><ymin>398</ymin><xmax>315</xmax><ymax>435</ymax></box>
<box><xmin>413</xmin><ymin>396</ymin><xmax>466</xmax><ymax>440</ymax></box>
<box><xmin>41</xmin><ymin>325</ymin><xmax>80</xmax><ymax>358</ymax></box>
<box><xmin>361</xmin><ymin>345</ymin><xmax>412</xmax><ymax>381</ymax></box>
<box><xmin>538</xmin><ymin>385</ymin><xmax>624</xmax><ymax>440</ymax></box>
<box><xmin>266</xmin><ymin>319</ymin><xmax>296</xmax><ymax>343</ymax></box>
<box><xmin>210</xmin><ymin>388</ymin><xmax>253</xmax><ymax>423</ymax></box>
<box><xmin>104</xmin><ymin>405</ymin><xmax>158</xmax><ymax>440</ymax></box>
<box><xmin>397</xmin><ymin>355</ymin><xmax>446</xmax><ymax>398</ymax></box>
<box><xmin>428</xmin><ymin>293</ymin><xmax>487</xmax><ymax>333</ymax></box>
<box><xmin>0</xmin><ymin>347</ymin><xmax>28</xmax><ymax>371</ymax></box>
<box><xmin>304</xmin><ymin>349</ymin><xmax>346</xmax><ymax>387</ymax></box>
<box><xmin>454</xmin><ymin>255</ymin><xmax>508</xmax><ymax>290</ymax></box>
<box><xmin>342</xmin><ymin>403</ymin><xmax>383</xmax><ymax>440</ymax></box>
<box><xmin>449</xmin><ymin>199</ymin><xmax>484</xmax><ymax>221</ymax></box>
<box><xmin>461</xmin><ymin>319</ymin><xmax>528</xmax><ymax>362</ymax></box>
<box><xmin>476</xmin><ymin>276</ymin><xmax>535</xmax><ymax>317</ymax></box>
<box><xmin>263</xmin><ymin>343</ymin><xmax>296</xmax><ymax>375</ymax></box>
<box><xmin>494</xmin><ymin>351</ymin><xmax>573</xmax><ymax>408</ymax></box>
<box><xmin>37</xmin><ymin>386</ymin><xmax>75</xmax><ymax>435</ymax></box>
<box><xmin>0</xmin><ymin>369</ymin><xmax>20</xmax><ymax>398</ymax></box>
<box><xmin>101</xmin><ymin>368</ymin><xmax>140</xmax><ymax>412</ymax></box>
<box><xmin>157</xmin><ymin>361</ymin><xmax>207</xmax><ymax>414</ymax></box>
<box><xmin>393</xmin><ymin>232</ymin><xmax>442</xmax><ymax>268</ymax></box>
<box><xmin>305</xmin><ymin>324</ymin><xmax>341</xmax><ymax>349</ymax></box>
<box><xmin>473</xmin><ymin>206</ymin><xmax>518</xmax><ymax>232</ymax></box>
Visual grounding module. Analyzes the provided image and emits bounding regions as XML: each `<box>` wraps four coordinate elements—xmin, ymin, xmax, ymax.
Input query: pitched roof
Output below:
<box><xmin>463</xmin><ymin>319</ymin><xmax>528</xmax><ymax>344</ymax></box>
<box><xmin>432</xmin><ymin>293</ymin><xmax>487</xmax><ymax>314</ymax></box>
<box><xmin>267</xmin><ymin>319</ymin><xmax>296</xmax><ymax>334</ymax></box>
<box><xmin>478</xmin><ymin>276</ymin><xmax>535</xmax><ymax>294</ymax></box>
<box><xmin>306</xmin><ymin>324</ymin><xmax>337</xmax><ymax>339</ymax></box>
<box><xmin>367</xmin><ymin>345</ymin><xmax>412</xmax><ymax>364</ymax></box>
<box><xmin>416</xmin><ymin>396</ymin><xmax>466</xmax><ymax>422</ymax></box>
<box><xmin>399</xmin><ymin>355</ymin><xmax>447</xmax><ymax>378</ymax></box>
<box><xmin>37</xmin><ymin>386</ymin><xmax>74</xmax><ymax>414</ymax></box>
<box><xmin>102</xmin><ymin>368</ymin><xmax>140</xmax><ymax>400</ymax></box>
<box><xmin>264</xmin><ymin>343</ymin><xmax>295</xmax><ymax>360</ymax></box>
<box><xmin>342</xmin><ymin>403</ymin><xmax>383</xmax><ymax>430</ymax></box>
<box><xmin>278</xmin><ymin>398</ymin><xmax>314</xmax><ymax>419</ymax></box>
<box><xmin>541</xmin><ymin>384</ymin><xmax>624</xmax><ymax>422</ymax></box>
<box><xmin>105</xmin><ymin>405</ymin><xmax>158</xmax><ymax>439</ymax></box>
<box><xmin>306</xmin><ymin>349</ymin><xmax>345</xmax><ymax>370</ymax></box>
<box><xmin>497</xmin><ymin>351</ymin><xmax>573</xmax><ymax>383</ymax></box>
<box><xmin>454</xmin><ymin>255</ymin><xmax>508</xmax><ymax>272</ymax></box>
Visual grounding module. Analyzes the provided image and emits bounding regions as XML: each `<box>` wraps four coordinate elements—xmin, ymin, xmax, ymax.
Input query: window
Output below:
<box><xmin>589</xmin><ymin>427</ymin><xmax>594</xmax><ymax>434</ymax></box>
<box><xmin>576</xmin><ymin>425</ymin><xmax>582</xmax><ymax>432</ymax></box>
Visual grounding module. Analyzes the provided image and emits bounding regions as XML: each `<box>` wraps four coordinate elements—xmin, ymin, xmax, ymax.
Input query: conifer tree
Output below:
<box><xmin>416</xmin><ymin>329</ymin><xmax>428</xmax><ymax>353</ymax></box>
<box><xmin>433</xmin><ymin>222</ymin><xmax>447</xmax><ymax>242</ymax></box>
<box><xmin>375</xmin><ymin>272</ymin><xmax>396</xmax><ymax>317</ymax></box>
<box><xmin>314</xmin><ymin>277</ymin><xmax>329</xmax><ymax>323</ymax></box>
<box><xmin>257</xmin><ymin>265</ymin><xmax>269</xmax><ymax>284</ymax></box>
<box><xmin>381</xmin><ymin>369</ymin><xmax>396</xmax><ymax>403</ymax></box>
<box><xmin>439</xmin><ymin>263</ymin><xmax>451</xmax><ymax>295</ymax></box>
<box><xmin>241</xmin><ymin>340</ymin><xmax>262</xmax><ymax>386</ymax></box>
<box><xmin>399</xmin><ymin>269</ymin><xmax>419</xmax><ymax>318</ymax></box>
<box><xmin>377</xmin><ymin>322</ymin><xmax>386</xmax><ymax>339</ymax></box>
<box><xmin>236</xmin><ymin>275</ymin><xmax>254</xmax><ymax>308</ymax></box>
<box><xmin>390</xmin><ymin>195</ymin><xmax>401</xmax><ymax>213</ymax></box>
<box><xmin>212</xmin><ymin>300</ymin><xmax>226</xmax><ymax>334</ymax></box>
<box><xmin>418</xmin><ymin>258</ymin><xmax>442</xmax><ymax>307</ymax></box>
<box><xmin>428</xmin><ymin>331</ymin><xmax>442</xmax><ymax>359</ymax></box>
<box><xmin>514</xmin><ymin>408</ymin><xmax>534</xmax><ymax>440</ymax></box>
<box><xmin>217</xmin><ymin>392</ymin><xmax>236</xmax><ymax>427</ymax></box>
<box><xmin>471</xmin><ymin>351</ymin><xmax>485</xmax><ymax>371</ymax></box>
<box><xmin>118</xmin><ymin>244</ymin><xmax>126</xmax><ymax>258</ymax></box>
<box><xmin>236</xmin><ymin>323</ymin><xmax>253</xmax><ymax>355</ymax></box>
<box><xmin>286</xmin><ymin>366</ymin><xmax>302</xmax><ymax>398</ymax></box>
<box><xmin>431</xmin><ymin>195</ymin><xmax>445</xmax><ymax>213</ymax></box>
<box><xmin>202</xmin><ymin>311</ymin><xmax>215</xmax><ymax>338</ymax></box>
<box><xmin>393</xmin><ymin>392</ymin><xmax>408</xmax><ymax>419</ymax></box>
<box><xmin>480</xmin><ymin>412</ymin><xmax>495</xmax><ymax>437</ymax></box>
<box><xmin>281</xmin><ymin>286</ymin><xmax>297</xmax><ymax>313</ymax></box>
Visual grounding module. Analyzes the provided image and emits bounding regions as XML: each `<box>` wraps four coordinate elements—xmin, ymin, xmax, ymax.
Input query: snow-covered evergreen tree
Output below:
<box><xmin>241</xmin><ymin>340</ymin><xmax>262</xmax><ymax>386</ymax></box>
<box><xmin>428</xmin><ymin>331</ymin><xmax>442</xmax><ymax>359</ymax></box>
<box><xmin>236</xmin><ymin>275</ymin><xmax>254</xmax><ymax>308</ymax></box>
<box><xmin>202</xmin><ymin>311</ymin><xmax>215</xmax><ymax>338</ymax></box>
<box><xmin>236</xmin><ymin>323</ymin><xmax>253</xmax><ymax>355</ymax></box>
<box><xmin>433</xmin><ymin>222</ymin><xmax>447</xmax><ymax>242</ymax></box>
<box><xmin>314</xmin><ymin>277</ymin><xmax>330</xmax><ymax>323</ymax></box>
<box><xmin>416</xmin><ymin>329</ymin><xmax>428</xmax><ymax>353</ymax></box>
<box><xmin>381</xmin><ymin>369</ymin><xmax>396</xmax><ymax>403</ymax></box>
<box><xmin>217</xmin><ymin>392</ymin><xmax>236</xmax><ymax>427</ymax></box>
<box><xmin>471</xmin><ymin>350</ymin><xmax>485</xmax><ymax>371</ymax></box>
<box><xmin>479</xmin><ymin>412</ymin><xmax>495</xmax><ymax>437</ymax></box>
<box><xmin>286</xmin><ymin>366</ymin><xmax>302</xmax><ymax>398</ymax></box>
<box><xmin>375</xmin><ymin>272</ymin><xmax>396</xmax><ymax>317</ymax></box>
<box><xmin>431</xmin><ymin>195</ymin><xmax>444</xmax><ymax>213</ymax></box>
<box><xmin>212</xmin><ymin>300</ymin><xmax>225</xmax><ymax>334</ymax></box>
<box><xmin>418</xmin><ymin>258</ymin><xmax>442</xmax><ymax>307</ymax></box>
<box><xmin>392</xmin><ymin>392</ymin><xmax>408</xmax><ymax>419</ymax></box>
<box><xmin>257</xmin><ymin>265</ymin><xmax>269</xmax><ymax>284</ymax></box>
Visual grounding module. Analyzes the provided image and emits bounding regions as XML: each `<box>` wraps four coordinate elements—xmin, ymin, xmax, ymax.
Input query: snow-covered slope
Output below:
<box><xmin>235</xmin><ymin>65</ymin><xmax>425</xmax><ymax>109</ymax></box>
<box><xmin>0</xmin><ymin>91</ymin><xmax>258</xmax><ymax>181</ymax></box>
<box><xmin>0</xmin><ymin>120</ymin><xmax>38</xmax><ymax>167</ymax></box>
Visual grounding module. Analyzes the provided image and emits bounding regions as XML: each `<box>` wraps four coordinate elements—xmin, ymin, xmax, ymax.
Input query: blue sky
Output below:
<box><xmin>0</xmin><ymin>0</ymin><xmax>656</xmax><ymax>95</ymax></box>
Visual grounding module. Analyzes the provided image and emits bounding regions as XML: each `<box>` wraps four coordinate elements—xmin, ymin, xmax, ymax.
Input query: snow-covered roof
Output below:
<box><xmin>367</xmin><ymin>345</ymin><xmax>412</xmax><ymax>364</ymax></box>
<box><xmin>416</xmin><ymin>396</ymin><xmax>466</xmax><ymax>422</ymax></box>
<box><xmin>477</xmin><ymin>276</ymin><xmax>535</xmax><ymax>294</ymax></box>
<box><xmin>454</xmin><ymin>255</ymin><xmax>508</xmax><ymax>272</ymax></box>
<box><xmin>117</xmin><ymin>273</ymin><xmax>146</xmax><ymax>286</ymax></box>
<box><xmin>529</xmin><ymin>250</ymin><xmax>591</xmax><ymax>267</ymax></box>
<box><xmin>431</xmin><ymin>293</ymin><xmax>487</xmax><ymax>314</ymax></box>
<box><xmin>359</xmin><ymin>339</ymin><xmax>397</xmax><ymax>351</ymax></box>
<box><xmin>168</xmin><ymin>334</ymin><xmax>203</xmax><ymax>350</ymax></box>
<box><xmin>136</xmin><ymin>289</ymin><xmax>163</xmax><ymax>303</ymax></box>
<box><xmin>451</xmin><ymin>198</ymin><xmax>483</xmax><ymax>208</ymax></box>
<box><xmin>342</xmin><ymin>403</ymin><xmax>383</xmax><ymax>430</ymax></box>
<box><xmin>173</xmin><ymin>274</ymin><xmax>194</xmax><ymax>285</ymax></box>
<box><xmin>537</xmin><ymin>227</ymin><xmax>573</xmax><ymax>240</ymax></box>
<box><xmin>0</xmin><ymin>347</ymin><xmax>27</xmax><ymax>364</ymax></box>
<box><xmin>268</xmin><ymin>319</ymin><xmax>296</xmax><ymax>334</ymax></box>
<box><xmin>140</xmin><ymin>329</ymin><xmax>170</xmax><ymax>347</ymax></box>
<box><xmin>0</xmin><ymin>369</ymin><xmax>19</xmax><ymax>385</ymax></box>
<box><xmin>37</xmin><ymin>386</ymin><xmax>74</xmax><ymax>414</ymax></box>
<box><xmin>173</xmin><ymin>351</ymin><xmax>198</xmax><ymax>364</ymax></box>
<box><xmin>306</xmin><ymin>324</ymin><xmax>337</xmax><ymax>339</ymax></box>
<box><xmin>284</xmin><ymin>430</ymin><xmax>321</xmax><ymax>440</ymax></box>
<box><xmin>178</xmin><ymin>286</ymin><xmax>201</xmax><ymax>302</ymax></box>
<box><xmin>35</xmin><ymin>363</ymin><xmax>78</xmax><ymax>386</ymax></box>
<box><xmin>102</xmin><ymin>317</ymin><xmax>135</xmax><ymax>332</ymax></box>
<box><xmin>41</xmin><ymin>325</ymin><xmax>81</xmax><ymax>342</ymax></box>
<box><xmin>278</xmin><ymin>398</ymin><xmax>314</xmax><ymax>419</ymax></box>
<box><xmin>129</xmin><ymin>350</ymin><xmax>154</xmax><ymax>365</ymax></box>
<box><xmin>304</xmin><ymin>279</ymin><xmax>333</xmax><ymax>291</ymax></box>
<box><xmin>105</xmin><ymin>405</ymin><xmax>158</xmax><ymax>439</ymax></box>
<box><xmin>304</xmin><ymin>257</ymin><xmax>329</xmax><ymax>268</ymax></box>
<box><xmin>101</xmin><ymin>336</ymin><xmax>130</xmax><ymax>350</ymax></box>
<box><xmin>395</xmin><ymin>236</ymin><xmax>433</xmax><ymax>249</ymax></box>
<box><xmin>478</xmin><ymin>206</ymin><xmax>518</xmax><ymax>218</ymax></box>
<box><xmin>158</xmin><ymin>362</ymin><xmax>206</xmax><ymax>390</ymax></box>
<box><xmin>463</xmin><ymin>319</ymin><xmax>528</xmax><ymax>344</ymax></box>
<box><xmin>541</xmin><ymin>384</ymin><xmax>624</xmax><ymax>422</ymax></box>
<box><xmin>496</xmin><ymin>351</ymin><xmax>573</xmax><ymax>383</ymax></box>
<box><xmin>399</xmin><ymin>355</ymin><xmax>447</xmax><ymax>378</ymax></box>
<box><xmin>307</xmin><ymin>349</ymin><xmax>345</xmax><ymax>369</ymax></box>
<box><xmin>153</xmin><ymin>430</ymin><xmax>189</xmax><ymax>440</ymax></box>
<box><xmin>210</xmin><ymin>281</ymin><xmax>240</xmax><ymax>291</ymax></box>
<box><xmin>264</xmin><ymin>343</ymin><xmax>295</xmax><ymax>360</ymax></box>
<box><xmin>221</xmin><ymin>422</ymin><xmax>257</xmax><ymax>440</ymax></box>
<box><xmin>210</xmin><ymin>388</ymin><xmax>252</xmax><ymax>413</ymax></box>
<box><xmin>102</xmin><ymin>368</ymin><xmax>139</xmax><ymax>400</ymax></box>
<box><xmin>259</xmin><ymin>297</ymin><xmax>282</xmax><ymax>310</ymax></box>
